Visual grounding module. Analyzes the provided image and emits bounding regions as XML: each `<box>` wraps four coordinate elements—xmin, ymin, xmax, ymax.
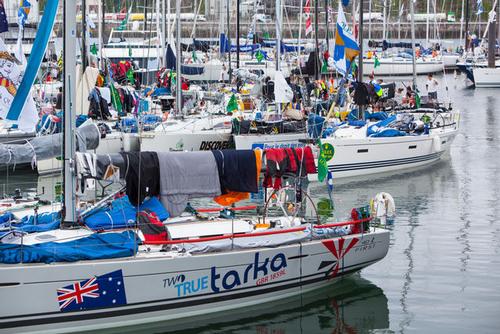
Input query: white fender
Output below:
<box><xmin>432</xmin><ymin>135</ymin><xmax>442</xmax><ymax>152</ymax></box>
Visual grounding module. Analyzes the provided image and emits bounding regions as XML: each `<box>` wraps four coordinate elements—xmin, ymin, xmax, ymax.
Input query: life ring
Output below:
<box><xmin>370</xmin><ymin>192</ymin><xmax>395</xmax><ymax>224</ymax></box>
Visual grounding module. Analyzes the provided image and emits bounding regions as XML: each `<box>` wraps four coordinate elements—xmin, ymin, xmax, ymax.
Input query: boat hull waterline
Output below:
<box><xmin>0</xmin><ymin>230</ymin><xmax>389</xmax><ymax>333</ymax></box>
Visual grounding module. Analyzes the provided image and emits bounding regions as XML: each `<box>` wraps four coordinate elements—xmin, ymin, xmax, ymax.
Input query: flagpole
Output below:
<box><xmin>82</xmin><ymin>0</ymin><xmax>88</xmax><ymax>70</ymax></box>
<box><xmin>368</xmin><ymin>0</ymin><xmax>372</xmax><ymax>40</ymax></box>
<box><xmin>297</xmin><ymin>0</ymin><xmax>303</xmax><ymax>76</ymax></box>
<box><xmin>358</xmin><ymin>0</ymin><xmax>365</xmax><ymax>121</ymax></box>
<box><xmin>325</xmin><ymin>0</ymin><xmax>329</xmax><ymax>51</ymax></box>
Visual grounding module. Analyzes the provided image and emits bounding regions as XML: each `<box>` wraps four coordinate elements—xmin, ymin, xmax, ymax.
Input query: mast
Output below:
<box><xmin>325</xmin><ymin>0</ymin><xmax>329</xmax><ymax>51</ymax></box>
<box><xmin>358</xmin><ymin>0</ymin><xmax>364</xmax><ymax>121</ymax></box>
<box><xmin>460</xmin><ymin>0</ymin><xmax>464</xmax><ymax>45</ymax></box>
<box><xmin>176</xmin><ymin>0</ymin><xmax>182</xmax><ymax>115</ymax></box>
<box><xmin>382</xmin><ymin>0</ymin><xmax>387</xmax><ymax>40</ymax></box>
<box><xmin>236</xmin><ymin>0</ymin><xmax>240</xmax><ymax>69</ymax></box>
<box><xmin>98</xmin><ymin>0</ymin><xmax>103</xmax><ymax>69</ymax></box>
<box><xmin>227</xmin><ymin>0</ymin><xmax>232</xmax><ymax>83</ymax></box>
<box><xmin>62</xmin><ymin>0</ymin><xmax>77</xmax><ymax>226</ymax></box>
<box><xmin>409</xmin><ymin>0</ymin><xmax>417</xmax><ymax>90</ymax></box>
<box><xmin>488</xmin><ymin>0</ymin><xmax>498</xmax><ymax>68</ymax></box>
<box><xmin>276</xmin><ymin>0</ymin><xmax>282</xmax><ymax>114</ymax></box>
<box><xmin>162</xmin><ymin>0</ymin><xmax>166</xmax><ymax>66</ymax></box>
<box><xmin>465</xmin><ymin>0</ymin><xmax>470</xmax><ymax>50</ymax></box>
<box><xmin>397</xmin><ymin>0</ymin><xmax>401</xmax><ymax>39</ymax></box>
<box><xmin>368</xmin><ymin>0</ymin><xmax>372</xmax><ymax>40</ymax></box>
<box><xmin>82</xmin><ymin>0</ymin><xmax>88</xmax><ymax>70</ymax></box>
<box><xmin>426</xmin><ymin>0</ymin><xmax>430</xmax><ymax>46</ymax></box>
<box><xmin>156</xmin><ymin>0</ymin><xmax>161</xmax><ymax>66</ymax></box>
<box><xmin>314</xmin><ymin>0</ymin><xmax>319</xmax><ymax>80</ymax></box>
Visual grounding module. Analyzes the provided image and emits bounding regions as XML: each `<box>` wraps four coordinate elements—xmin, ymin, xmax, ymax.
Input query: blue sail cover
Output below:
<box><xmin>165</xmin><ymin>44</ymin><xmax>204</xmax><ymax>75</ymax></box>
<box><xmin>0</xmin><ymin>231</ymin><xmax>138</xmax><ymax>264</ymax></box>
<box><xmin>262</xmin><ymin>40</ymin><xmax>305</xmax><ymax>52</ymax></box>
<box><xmin>219</xmin><ymin>33</ymin><xmax>260</xmax><ymax>53</ymax></box>
<box><xmin>6</xmin><ymin>0</ymin><xmax>59</xmax><ymax>122</ymax></box>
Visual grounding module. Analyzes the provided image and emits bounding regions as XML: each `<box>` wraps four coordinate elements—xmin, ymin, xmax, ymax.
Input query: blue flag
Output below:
<box><xmin>0</xmin><ymin>0</ymin><xmax>9</xmax><ymax>33</ymax></box>
<box><xmin>18</xmin><ymin>0</ymin><xmax>31</xmax><ymax>27</ymax></box>
<box><xmin>333</xmin><ymin>3</ymin><xmax>360</xmax><ymax>77</ymax></box>
<box><xmin>57</xmin><ymin>270</ymin><xmax>127</xmax><ymax>312</ymax></box>
<box><xmin>476</xmin><ymin>0</ymin><xmax>484</xmax><ymax>15</ymax></box>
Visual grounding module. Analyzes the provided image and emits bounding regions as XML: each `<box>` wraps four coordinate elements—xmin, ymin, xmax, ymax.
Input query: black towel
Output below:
<box><xmin>120</xmin><ymin>152</ymin><xmax>160</xmax><ymax>206</ymax></box>
<box><xmin>212</xmin><ymin>150</ymin><xmax>258</xmax><ymax>194</ymax></box>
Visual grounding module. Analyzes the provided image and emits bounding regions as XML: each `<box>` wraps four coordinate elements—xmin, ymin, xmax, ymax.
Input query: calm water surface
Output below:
<box><xmin>2</xmin><ymin>74</ymin><xmax>499</xmax><ymax>333</ymax></box>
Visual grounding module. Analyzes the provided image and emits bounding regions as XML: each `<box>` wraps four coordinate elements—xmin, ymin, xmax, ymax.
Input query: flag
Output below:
<box><xmin>57</xmin><ymin>270</ymin><xmax>127</xmax><ymax>312</ymax></box>
<box><xmin>109</xmin><ymin>82</ymin><xmax>123</xmax><ymax>113</ymax></box>
<box><xmin>18</xmin><ymin>0</ymin><xmax>31</xmax><ymax>27</ymax></box>
<box><xmin>415</xmin><ymin>90</ymin><xmax>421</xmax><ymax>108</ymax></box>
<box><xmin>317</xmin><ymin>141</ymin><xmax>335</xmax><ymax>182</ymax></box>
<box><xmin>304</xmin><ymin>0</ymin><xmax>312</xmax><ymax>36</ymax></box>
<box><xmin>374</xmin><ymin>84</ymin><xmax>383</xmax><ymax>97</ymax></box>
<box><xmin>0</xmin><ymin>0</ymin><xmax>8</xmax><ymax>33</ymax></box>
<box><xmin>321</xmin><ymin>60</ymin><xmax>328</xmax><ymax>73</ymax></box>
<box><xmin>192</xmin><ymin>50</ymin><xmax>197</xmax><ymax>62</ymax></box>
<box><xmin>342</xmin><ymin>0</ymin><xmax>350</xmax><ymax>5</ymax></box>
<box><xmin>90</xmin><ymin>43</ymin><xmax>98</xmax><ymax>56</ymax></box>
<box><xmin>326</xmin><ymin>170</ymin><xmax>334</xmax><ymax>204</ymax></box>
<box><xmin>477</xmin><ymin>0</ymin><xmax>483</xmax><ymax>15</ymax></box>
<box><xmin>226</xmin><ymin>94</ymin><xmax>238</xmax><ymax>113</ymax></box>
<box><xmin>126</xmin><ymin>68</ymin><xmax>135</xmax><ymax>84</ymax></box>
<box><xmin>374</xmin><ymin>56</ymin><xmax>380</xmax><ymax>68</ymax></box>
<box><xmin>255</xmin><ymin>49</ymin><xmax>264</xmax><ymax>63</ymax></box>
<box><xmin>333</xmin><ymin>3</ymin><xmax>360</xmax><ymax>77</ymax></box>
<box><xmin>128</xmin><ymin>46</ymin><xmax>132</xmax><ymax>58</ymax></box>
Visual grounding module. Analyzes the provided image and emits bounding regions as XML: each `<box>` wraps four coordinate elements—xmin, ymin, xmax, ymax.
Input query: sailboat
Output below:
<box><xmin>0</xmin><ymin>2</ymin><xmax>390</xmax><ymax>332</ymax></box>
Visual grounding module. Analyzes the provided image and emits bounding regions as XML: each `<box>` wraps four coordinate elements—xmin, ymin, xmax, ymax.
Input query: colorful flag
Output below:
<box><xmin>333</xmin><ymin>3</ymin><xmax>360</xmax><ymax>77</ymax></box>
<box><xmin>255</xmin><ymin>49</ymin><xmax>264</xmax><ymax>63</ymax></box>
<box><xmin>226</xmin><ymin>94</ymin><xmax>238</xmax><ymax>113</ymax></box>
<box><xmin>476</xmin><ymin>0</ymin><xmax>484</xmax><ymax>15</ymax></box>
<box><xmin>415</xmin><ymin>90</ymin><xmax>421</xmax><ymax>108</ymax></box>
<box><xmin>57</xmin><ymin>270</ymin><xmax>127</xmax><ymax>312</ymax></box>
<box><xmin>0</xmin><ymin>0</ymin><xmax>8</xmax><ymax>33</ymax></box>
<box><xmin>109</xmin><ymin>82</ymin><xmax>123</xmax><ymax>113</ymax></box>
<box><xmin>90</xmin><ymin>43</ymin><xmax>98</xmax><ymax>56</ymax></box>
<box><xmin>304</xmin><ymin>0</ymin><xmax>312</xmax><ymax>36</ymax></box>
<box><xmin>374</xmin><ymin>83</ymin><xmax>383</xmax><ymax>97</ymax></box>
<box><xmin>192</xmin><ymin>50</ymin><xmax>197</xmax><ymax>62</ymax></box>
<box><xmin>317</xmin><ymin>141</ymin><xmax>335</xmax><ymax>182</ymax></box>
<box><xmin>18</xmin><ymin>0</ymin><xmax>31</xmax><ymax>27</ymax></box>
<box><xmin>374</xmin><ymin>55</ymin><xmax>380</xmax><ymax>68</ymax></box>
<box><xmin>126</xmin><ymin>68</ymin><xmax>135</xmax><ymax>84</ymax></box>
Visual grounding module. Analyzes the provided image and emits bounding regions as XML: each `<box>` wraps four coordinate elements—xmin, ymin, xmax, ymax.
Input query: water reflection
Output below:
<box><xmin>102</xmin><ymin>276</ymin><xmax>389</xmax><ymax>334</ymax></box>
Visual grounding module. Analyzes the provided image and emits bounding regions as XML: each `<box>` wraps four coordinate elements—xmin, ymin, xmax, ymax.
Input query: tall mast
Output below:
<box><xmin>236</xmin><ymin>0</ymin><xmax>240</xmax><ymax>69</ymax></box>
<box><xmin>426</xmin><ymin>0</ymin><xmax>430</xmax><ymax>46</ymax></box>
<box><xmin>325</xmin><ymin>0</ymin><xmax>329</xmax><ymax>51</ymax></box>
<box><xmin>460</xmin><ymin>0</ymin><xmax>465</xmax><ymax>44</ymax></box>
<box><xmin>82</xmin><ymin>0</ymin><xmax>88</xmax><ymax>70</ymax></box>
<box><xmin>358</xmin><ymin>0</ymin><xmax>364</xmax><ymax>121</ymax></box>
<box><xmin>62</xmin><ymin>0</ymin><xmax>77</xmax><ymax>226</ymax></box>
<box><xmin>465</xmin><ymin>0</ymin><xmax>470</xmax><ymax>50</ymax></box>
<box><xmin>382</xmin><ymin>0</ymin><xmax>387</xmax><ymax>40</ymax></box>
<box><xmin>98</xmin><ymin>0</ymin><xmax>103</xmax><ymax>69</ymax></box>
<box><xmin>276</xmin><ymin>0</ymin><xmax>282</xmax><ymax>114</ymax></box>
<box><xmin>227</xmin><ymin>0</ymin><xmax>232</xmax><ymax>83</ymax></box>
<box><xmin>368</xmin><ymin>0</ymin><xmax>372</xmax><ymax>40</ymax></box>
<box><xmin>176</xmin><ymin>0</ymin><xmax>182</xmax><ymax>115</ymax></box>
<box><xmin>409</xmin><ymin>0</ymin><xmax>417</xmax><ymax>90</ymax></box>
<box><xmin>162</xmin><ymin>0</ymin><xmax>166</xmax><ymax>66</ymax></box>
<box><xmin>314</xmin><ymin>0</ymin><xmax>319</xmax><ymax>80</ymax></box>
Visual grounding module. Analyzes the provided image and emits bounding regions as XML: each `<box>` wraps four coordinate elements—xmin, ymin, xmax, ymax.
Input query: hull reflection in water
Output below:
<box><xmin>98</xmin><ymin>276</ymin><xmax>388</xmax><ymax>334</ymax></box>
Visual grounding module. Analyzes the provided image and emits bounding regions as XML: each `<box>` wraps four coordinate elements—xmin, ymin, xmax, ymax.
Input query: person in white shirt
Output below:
<box><xmin>426</xmin><ymin>73</ymin><xmax>438</xmax><ymax>100</ymax></box>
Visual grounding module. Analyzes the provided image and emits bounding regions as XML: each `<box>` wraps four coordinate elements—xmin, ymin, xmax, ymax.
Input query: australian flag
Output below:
<box><xmin>56</xmin><ymin>270</ymin><xmax>127</xmax><ymax>312</ymax></box>
<box><xmin>0</xmin><ymin>0</ymin><xmax>8</xmax><ymax>33</ymax></box>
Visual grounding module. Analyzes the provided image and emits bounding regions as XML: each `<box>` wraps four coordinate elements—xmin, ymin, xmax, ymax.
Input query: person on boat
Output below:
<box><xmin>55</xmin><ymin>87</ymin><xmax>63</xmax><ymax>111</ymax></box>
<box><xmin>426</xmin><ymin>73</ymin><xmax>438</xmax><ymax>102</ymax></box>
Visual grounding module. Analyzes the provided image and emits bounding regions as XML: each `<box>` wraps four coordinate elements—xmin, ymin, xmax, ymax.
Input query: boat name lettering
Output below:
<box><xmin>355</xmin><ymin>237</ymin><xmax>376</xmax><ymax>252</ymax></box>
<box><xmin>210</xmin><ymin>252</ymin><xmax>287</xmax><ymax>292</ymax></box>
<box><xmin>251</xmin><ymin>143</ymin><xmax>304</xmax><ymax>149</ymax></box>
<box><xmin>162</xmin><ymin>274</ymin><xmax>186</xmax><ymax>288</ymax></box>
<box><xmin>199</xmin><ymin>141</ymin><xmax>232</xmax><ymax>150</ymax></box>
<box><xmin>174</xmin><ymin>276</ymin><xmax>209</xmax><ymax>297</ymax></box>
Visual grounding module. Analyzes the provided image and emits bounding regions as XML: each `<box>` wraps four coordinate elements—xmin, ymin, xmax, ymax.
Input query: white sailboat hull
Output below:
<box><xmin>319</xmin><ymin>129</ymin><xmax>457</xmax><ymax>180</ymax></box>
<box><xmin>0</xmin><ymin>229</ymin><xmax>389</xmax><ymax>333</ymax></box>
<box><xmin>473</xmin><ymin>67</ymin><xmax>500</xmax><ymax>88</ymax></box>
<box><xmin>363</xmin><ymin>58</ymin><xmax>443</xmax><ymax>75</ymax></box>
